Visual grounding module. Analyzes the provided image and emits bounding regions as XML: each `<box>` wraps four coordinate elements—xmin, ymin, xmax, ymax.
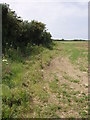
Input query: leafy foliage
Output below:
<box><xmin>2</xmin><ymin>3</ymin><xmax>52</xmax><ymax>54</ymax></box>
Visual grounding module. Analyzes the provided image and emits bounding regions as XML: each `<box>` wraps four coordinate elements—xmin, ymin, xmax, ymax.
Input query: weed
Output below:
<box><xmin>79</xmin><ymin>111</ymin><xmax>88</xmax><ymax>118</ymax></box>
<box><xmin>70</xmin><ymin>79</ymin><xmax>80</xmax><ymax>83</ymax></box>
<box><xmin>49</xmin><ymin>79</ymin><xmax>58</xmax><ymax>93</ymax></box>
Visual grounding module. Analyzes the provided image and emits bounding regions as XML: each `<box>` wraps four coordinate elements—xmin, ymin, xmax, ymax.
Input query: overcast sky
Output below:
<box><xmin>1</xmin><ymin>0</ymin><xmax>88</xmax><ymax>40</ymax></box>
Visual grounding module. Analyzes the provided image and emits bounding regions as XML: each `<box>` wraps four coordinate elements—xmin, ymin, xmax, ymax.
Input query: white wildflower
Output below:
<box><xmin>41</xmin><ymin>69</ymin><xmax>44</xmax><ymax>72</ymax></box>
<box><xmin>2</xmin><ymin>59</ymin><xmax>7</xmax><ymax>62</ymax></box>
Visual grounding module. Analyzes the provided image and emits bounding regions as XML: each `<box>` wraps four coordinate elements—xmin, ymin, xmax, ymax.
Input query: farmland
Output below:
<box><xmin>2</xmin><ymin>41</ymin><xmax>88</xmax><ymax>118</ymax></box>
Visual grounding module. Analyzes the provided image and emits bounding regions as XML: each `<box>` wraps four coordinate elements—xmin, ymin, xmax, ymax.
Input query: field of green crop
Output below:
<box><xmin>2</xmin><ymin>41</ymin><xmax>88</xmax><ymax>118</ymax></box>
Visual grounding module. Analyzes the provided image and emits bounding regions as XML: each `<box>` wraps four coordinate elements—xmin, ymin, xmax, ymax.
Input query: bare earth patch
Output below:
<box><xmin>42</xmin><ymin>56</ymin><xmax>88</xmax><ymax>118</ymax></box>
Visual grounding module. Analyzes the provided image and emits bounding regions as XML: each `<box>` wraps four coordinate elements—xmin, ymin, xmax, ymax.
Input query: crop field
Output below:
<box><xmin>2</xmin><ymin>41</ymin><xmax>88</xmax><ymax>118</ymax></box>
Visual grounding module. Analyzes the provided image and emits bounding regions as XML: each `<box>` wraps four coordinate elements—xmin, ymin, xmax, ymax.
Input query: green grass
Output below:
<box><xmin>37</xmin><ymin>104</ymin><xmax>61</xmax><ymax>118</ymax></box>
<box><xmin>63</xmin><ymin>73</ymin><xmax>80</xmax><ymax>83</ymax></box>
<box><xmin>49</xmin><ymin>78</ymin><xmax>59</xmax><ymax>93</ymax></box>
<box><xmin>31</xmin><ymin>83</ymin><xmax>49</xmax><ymax>102</ymax></box>
<box><xmin>2</xmin><ymin>41</ymin><xmax>88</xmax><ymax>118</ymax></box>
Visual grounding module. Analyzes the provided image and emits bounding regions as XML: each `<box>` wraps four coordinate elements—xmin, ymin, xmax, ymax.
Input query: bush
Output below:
<box><xmin>2</xmin><ymin>3</ymin><xmax>52</xmax><ymax>55</ymax></box>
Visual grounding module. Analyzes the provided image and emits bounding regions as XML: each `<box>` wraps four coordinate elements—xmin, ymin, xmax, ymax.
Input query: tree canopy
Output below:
<box><xmin>2</xmin><ymin>3</ymin><xmax>52</xmax><ymax>53</ymax></box>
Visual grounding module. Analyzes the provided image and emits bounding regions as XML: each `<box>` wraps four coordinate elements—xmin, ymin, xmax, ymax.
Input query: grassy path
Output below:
<box><xmin>2</xmin><ymin>41</ymin><xmax>88</xmax><ymax>118</ymax></box>
<box><xmin>23</xmin><ymin>41</ymin><xmax>88</xmax><ymax>118</ymax></box>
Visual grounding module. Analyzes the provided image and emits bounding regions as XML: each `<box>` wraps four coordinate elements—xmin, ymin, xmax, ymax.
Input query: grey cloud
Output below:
<box><xmin>0</xmin><ymin>0</ymin><xmax>88</xmax><ymax>39</ymax></box>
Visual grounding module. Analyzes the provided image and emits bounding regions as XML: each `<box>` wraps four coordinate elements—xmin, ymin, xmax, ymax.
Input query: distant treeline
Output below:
<box><xmin>53</xmin><ymin>39</ymin><xmax>87</xmax><ymax>41</ymax></box>
<box><xmin>2</xmin><ymin>3</ymin><xmax>52</xmax><ymax>54</ymax></box>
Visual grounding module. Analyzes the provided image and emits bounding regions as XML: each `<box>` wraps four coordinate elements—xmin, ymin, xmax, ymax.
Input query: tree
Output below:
<box><xmin>2</xmin><ymin>3</ymin><xmax>22</xmax><ymax>51</ymax></box>
<box><xmin>29</xmin><ymin>20</ymin><xmax>46</xmax><ymax>45</ymax></box>
<box><xmin>2</xmin><ymin>3</ymin><xmax>52</xmax><ymax>54</ymax></box>
<box><xmin>41</xmin><ymin>31</ymin><xmax>52</xmax><ymax>45</ymax></box>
